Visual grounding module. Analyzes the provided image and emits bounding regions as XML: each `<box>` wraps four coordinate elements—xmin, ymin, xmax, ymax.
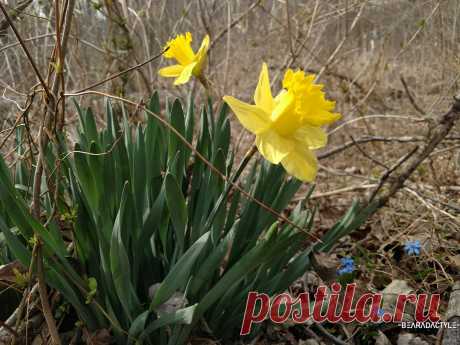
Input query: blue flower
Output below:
<box><xmin>337</xmin><ymin>257</ymin><xmax>355</xmax><ymax>275</ymax></box>
<box><xmin>377</xmin><ymin>308</ymin><xmax>385</xmax><ymax>318</ymax></box>
<box><xmin>404</xmin><ymin>240</ymin><xmax>421</xmax><ymax>256</ymax></box>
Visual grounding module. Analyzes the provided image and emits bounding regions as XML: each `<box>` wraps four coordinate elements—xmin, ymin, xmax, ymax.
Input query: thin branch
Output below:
<box><xmin>293</xmin><ymin>184</ymin><xmax>377</xmax><ymax>201</ymax></box>
<box><xmin>370</xmin><ymin>95</ymin><xmax>460</xmax><ymax>208</ymax></box>
<box><xmin>318</xmin><ymin>135</ymin><xmax>460</xmax><ymax>160</ymax></box>
<box><xmin>0</xmin><ymin>2</ymin><xmax>51</xmax><ymax>99</ymax></box>
<box><xmin>36</xmin><ymin>243</ymin><xmax>61</xmax><ymax>345</ymax></box>
<box><xmin>368</xmin><ymin>145</ymin><xmax>419</xmax><ymax>204</ymax></box>
<box><xmin>285</xmin><ymin>0</ymin><xmax>295</xmax><ymax>59</ymax></box>
<box><xmin>0</xmin><ymin>0</ymin><xmax>33</xmax><ymax>35</ymax></box>
<box><xmin>209</xmin><ymin>0</ymin><xmax>262</xmax><ymax>50</ymax></box>
<box><xmin>400</xmin><ymin>75</ymin><xmax>426</xmax><ymax>116</ymax></box>
<box><xmin>72</xmin><ymin>48</ymin><xmax>167</xmax><ymax>94</ymax></box>
<box><xmin>316</xmin><ymin>0</ymin><xmax>367</xmax><ymax>80</ymax></box>
<box><xmin>349</xmin><ymin>134</ymin><xmax>389</xmax><ymax>169</ymax></box>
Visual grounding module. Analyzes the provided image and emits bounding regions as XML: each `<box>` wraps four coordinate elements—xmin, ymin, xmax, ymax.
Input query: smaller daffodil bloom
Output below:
<box><xmin>159</xmin><ymin>32</ymin><xmax>210</xmax><ymax>85</ymax></box>
<box><xmin>223</xmin><ymin>64</ymin><xmax>341</xmax><ymax>182</ymax></box>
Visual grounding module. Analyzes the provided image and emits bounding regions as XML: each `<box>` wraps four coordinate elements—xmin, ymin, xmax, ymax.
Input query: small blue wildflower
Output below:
<box><xmin>404</xmin><ymin>240</ymin><xmax>421</xmax><ymax>256</ymax></box>
<box><xmin>337</xmin><ymin>257</ymin><xmax>355</xmax><ymax>276</ymax></box>
<box><xmin>377</xmin><ymin>308</ymin><xmax>385</xmax><ymax>318</ymax></box>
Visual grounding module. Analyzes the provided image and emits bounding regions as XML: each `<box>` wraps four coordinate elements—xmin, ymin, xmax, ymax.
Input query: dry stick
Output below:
<box><xmin>370</xmin><ymin>95</ymin><xmax>460</xmax><ymax>209</ymax></box>
<box><xmin>54</xmin><ymin>0</ymin><xmax>65</xmax><ymax>132</ymax></box>
<box><xmin>73</xmin><ymin>48</ymin><xmax>167</xmax><ymax>94</ymax></box>
<box><xmin>258</xmin><ymin>2</ymin><xmax>367</xmax><ymax>96</ymax></box>
<box><xmin>0</xmin><ymin>9</ymin><xmax>58</xmax><ymax>344</ymax></box>
<box><xmin>293</xmin><ymin>184</ymin><xmax>377</xmax><ymax>201</ymax></box>
<box><xmin>25</xmin><ymin>0</ymin><xmax>76</xmax><ymax>343</ymax></box>
<box><xmin>222</xmin><ymin>1</ymin><xmax>232</xmax><ymax>94</ymax></box>
<box><xmin>285</xmin><ymin>0</ymin><xmax>295</xmax><ymax>59</ymax></box>
<box><xmin>0</xmin><ymin>33</ymin><xmax>55</xmax><ymax>54</ymax></box>
<box><xmin>317</xmin><ymin>135</ymin><xmax>445</xmax><ymax>160</ymax></box>
<box><xmin>368</xmin><ymin>145</ymin><xmax>419</xmax><ymax>204</ymax></box>
<box><xmin>349</xmin><ymin>134</ymin><xmax>389</xmax><ymax>169</ymax></box>
<box><xmin>0</xmin><ymin>2</ymin><xmax>51</xmax><ymax>100</ymax></box>
<box><xmin>316</xmin><ymin>1</ymin><xmax>367</xmax><ymax>80</ymax></box>
<box><xmin>400</xmin><ymin>75</ymin><xmax>426</xmax><ymax>116</ymax></box>
<box><xmin>0</xmin><ymin>112</ymin><xmax>22</xmax><ymax>150</ymax></box>
<box><xmin>392</xmin><ymin>1</ymin><xmax>440</xmax><ymax>63</ymax></box>
<box><xmin>63</xmin><ymin>90</ymin><xmax>322</xmax><ymax>243</ymax></box>
<box><xmin>36</xmin><ymin>246</ymin><xmax>61</xmax><ymax>345</ymax></box>
<box><xmin>404</xmin><ymin>185</ymin><xmax>460</xmax><ymax>214</ymax></box>
<box><xmin>0</xmin><ymin>33</ymin><xmax>109</xmax><ymax>55</ymax></box>
<box><xmin>0</xmin><ymin>0</ymin><xmax>33</xmax><ymax>35</ymax></box>
<box><xmin>209</xmin><ymin>0</ymin><xmax>263</xmax><ymax>50</ymax></box>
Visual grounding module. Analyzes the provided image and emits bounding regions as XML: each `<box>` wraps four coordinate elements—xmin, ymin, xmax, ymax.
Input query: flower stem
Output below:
<box><xmin>198</xmin><ymin>74</ymin><xmax>216</xmax><ymax>100</ymax></box>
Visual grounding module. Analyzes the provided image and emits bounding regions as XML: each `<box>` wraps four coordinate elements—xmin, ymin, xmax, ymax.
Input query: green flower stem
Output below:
<box><xmin>197</xmin><ymin>74</ymin><xmax>216</xmax><ymax>100</ymax></box>
<box><xmin>204</xmin><ymin>145</ymin><xmax>257</xmax><ymax>239</ymax></box>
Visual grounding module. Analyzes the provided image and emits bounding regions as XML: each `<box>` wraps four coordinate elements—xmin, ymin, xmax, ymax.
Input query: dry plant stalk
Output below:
<box><xmin>0</xmin><ymin>0</ymin><xmax>76</xmax><ymax>343</ymax></box>
<box><xmin>371</xmin><ymin>95</ymin><xmax>460</xmax><ymax>209</ymax></box>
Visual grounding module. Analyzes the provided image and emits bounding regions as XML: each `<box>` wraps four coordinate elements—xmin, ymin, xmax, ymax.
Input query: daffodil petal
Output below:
<box><xmin>254</xmin><ymin>63</ymin><xmax>274</xmax><ymax>113</ymax></box>
<box><xmin>274</xmin><ymin>89</ymin><xmax>287</xmax><ymax>102</ymax></box>
<box><xmin>271</xmin><ymin>90</ymin><xmax>294</xmax><ymax>122</ymax></box>
<box><xmin>174</xmin><ymin>62</ymin><xmax>197</xmax><ymax>85</ymax></box>
<box><xmin>223</xmin><ymin>96</ymin><xmax>271</xmax><ymax>134</ymax></box>
<box><xmin>164</xmin><ymin>32</ymin><xmax>195</xmax><ymax>65</ymax></box>
<box><xmin>281</xmin><ymin>145</ymin><xmax>318</xmax><ymax>182</ymax></box>
<box><xmin>158</xmin><ymin>64</ymin><xmax>184</xmax><ymax>78</ymax></box>
<box><xmin>304</xmin><ymin>110</ymin><xmax>342</xmax><ymax>126</ymax></box>
<box><xmin>193</xmin><ymin>35</ymin><xmax>210</xmax><ymax>77</ymax></box>
<box><xmin>196</xmin><ymin>34</ymin><xmax>210</xmax><ymax>60</ymax></box>
<box><xmin>293</xmin><ymin>125</ymin><xmax>327</xmax><ymax>150</ymax></box>
<box><xmin>255</xmin><ymin>130</ymin><xmax>293</xmax><ymax>164</ymax></box>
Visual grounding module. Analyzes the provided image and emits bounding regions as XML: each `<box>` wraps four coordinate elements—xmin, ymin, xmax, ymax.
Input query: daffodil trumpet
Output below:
<box><xmin>159</xmin><ymin>32</ymin><xmax>210</xmax><ymax>86</ymax></box>
<box><xmin>223</xmin><ymin>63</ymin><xmax>341</xmax><ymax>182</ymax></box>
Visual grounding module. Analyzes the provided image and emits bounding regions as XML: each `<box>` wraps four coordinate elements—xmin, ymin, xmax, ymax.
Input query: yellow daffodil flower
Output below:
<box><xmin>159</xmin><ymin>32</ymin><xmax>210</xmax><ymax>85</ymax></box>
<box><xmin>223</xmin><ymin>63</ymin><xmax>341</xmax><ymax>182</ymax></box>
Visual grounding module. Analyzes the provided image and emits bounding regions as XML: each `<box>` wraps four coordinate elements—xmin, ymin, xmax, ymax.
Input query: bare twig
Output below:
<box><xmin>293</xmin><ymin>184</ymin><xmax>377</xmax><ymax>201</ymax></box>
<box><xmin>72</xmin><ymin>48</ymin><xmax>166</xmax><ymax>94</ymax></box>
<box><xmin>371</xmin><ymin>95</ymin><xmax>460</xmax><ymax>208</ymax></box>
<box><xmin>318</xmin><ymin>135</ymin><xmax>460</xmax><ymax>160</ymax></box>
<box><xmin>36</xmin><ymin>243</ymin><xmax>61</xmax><ymax>345</ymax></box>
<box><xmin>209</xmin><ymin>0</ymin><xmax>262</xmax><ymax>50</ymax></box>
<box><xmin>0</xmin><ymin>2</ymin><xmax>51</xmax><ymax>99</ymax></box>
<box><xmin>316</xmin><ymin>1</ymin><xmax>367</xmax><ymax>80</ymax></box>
<box><xmin>285</xmin><ymin>0</ymin><xmax>295</xmax><ymax>59</ymax></box>
<box><xmin>0</xmin><ymin>0</ymin><xmax>33</xmax><ymax>36</ymax></box>
<box><xmin>400</xmin><ymin>75</ymin><xmax>426</xmax><ymax>116</ymax></box>
<box><xmin>368</xmin><ymin>146</ymin><xmax>419</xmax><ymax>204</ymax></box>
<box><xmin>349</xmin><ymin>134</ymin><xmax>389</xmax><ymax>169</ymax></box>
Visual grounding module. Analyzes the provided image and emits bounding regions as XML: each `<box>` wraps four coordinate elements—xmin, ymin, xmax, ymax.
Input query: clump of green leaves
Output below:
<box><xmin>0</xmin><ymin>93</ymin><xmax>373</xmax><ymax>344</ymax></box>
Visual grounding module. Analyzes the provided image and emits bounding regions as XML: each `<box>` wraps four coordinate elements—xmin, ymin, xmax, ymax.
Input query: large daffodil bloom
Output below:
<box><xmin>158</xmin><ymin>32</ymin><xmax>210</xmax><ymax>85</ymax></box>
<box><xmin>223</xmin><ymin>64</ymin><xmax>341</xmax><ymax>182</ymax></box>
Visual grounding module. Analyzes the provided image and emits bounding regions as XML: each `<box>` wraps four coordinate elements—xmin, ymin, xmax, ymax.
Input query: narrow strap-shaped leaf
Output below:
<box><xmin>150</xmin><ymin>232</ymin><xmax>210</xmax><ymax>310</ymax></box>
<box><xmin>164</xmin><ymin>173</ymin><xmax>188</xmax><ymax>254</ymax></box>
<box><xmin>139</xmin><ymin>304</ymin><xmax>197</xmax><ymax>341</ymax></box>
